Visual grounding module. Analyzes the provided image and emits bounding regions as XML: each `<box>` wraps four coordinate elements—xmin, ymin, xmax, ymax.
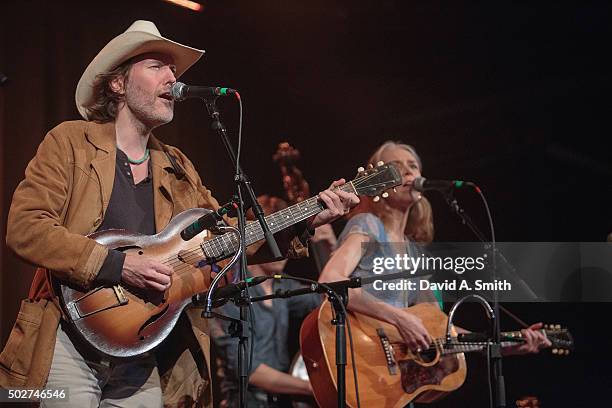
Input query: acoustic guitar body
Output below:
<box><xmin>300</xmin><ymin>301</ymin><xmax>467</xmax><ymax>408</ymax></box>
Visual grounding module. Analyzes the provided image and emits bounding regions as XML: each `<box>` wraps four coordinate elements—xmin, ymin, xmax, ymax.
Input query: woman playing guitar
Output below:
<box><xmin>314</xmin><ymin>141</ymin><xmax>551</xmax><ymax>407</ymax></box>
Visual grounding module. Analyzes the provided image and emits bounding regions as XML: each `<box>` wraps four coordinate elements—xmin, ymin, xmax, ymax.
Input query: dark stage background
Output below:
<box><xmin>1</xmin><ymin>1</ymin><xmax>611</xmax><ymax>406</ymax></box>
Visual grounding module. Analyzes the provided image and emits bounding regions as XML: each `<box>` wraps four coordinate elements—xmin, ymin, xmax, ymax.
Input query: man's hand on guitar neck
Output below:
<box><xmin>308</xmin><ymin>179</ymin><xmax>360</xmax><ymax>229</ymax></box>
<box><xmin>121</xmin><ymin>253</ymin><xmax>174</xmax><ymax>292</ymax></box>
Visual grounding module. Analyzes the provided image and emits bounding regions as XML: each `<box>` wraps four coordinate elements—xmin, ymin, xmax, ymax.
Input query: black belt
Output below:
<box><xmin>249</xmin><ymin>388</ymin><xmax>283</xmax><ymax>407</ymax></box>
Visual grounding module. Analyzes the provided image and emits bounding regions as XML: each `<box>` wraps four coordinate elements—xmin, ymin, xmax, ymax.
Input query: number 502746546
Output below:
<box><xmin>1</xmin><ymin>388</ymin><xmax>68</xmax><ymax>402</ymax></box>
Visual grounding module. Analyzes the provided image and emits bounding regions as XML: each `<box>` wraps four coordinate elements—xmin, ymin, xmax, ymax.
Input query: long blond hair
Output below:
<box><xmin>350</xmin><ymin>141</ymin><xmax>434</xmax><ymax>244</ymax></box>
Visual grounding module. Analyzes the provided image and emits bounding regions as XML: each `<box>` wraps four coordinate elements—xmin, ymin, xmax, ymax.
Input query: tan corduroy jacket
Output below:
<box><xmin>0</xmin><ymin>120</ymin><xmax>308</xmax><ymax>407</ymax></box>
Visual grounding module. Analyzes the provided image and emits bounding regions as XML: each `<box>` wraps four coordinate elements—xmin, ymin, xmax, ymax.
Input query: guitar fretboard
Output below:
<box><xmin>200</xmin><ymin>183</ymin><xmax>357</xmax><ymax>260</ymax></box>
<box><xmin>441</xmin><ymin>340</ymin><xmax>522</xmax><ymax>355</ymax></box>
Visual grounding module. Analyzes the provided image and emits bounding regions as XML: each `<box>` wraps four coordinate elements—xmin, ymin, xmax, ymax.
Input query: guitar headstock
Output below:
<box><xmin>544</xmin><ymin>324</ymin><xmax>574</xmax><ymax>356</ymax></box>
<box><xmin>352</xmin><ymin>161</ymin><xmax>402</xmax><ymax>198</ymax></box>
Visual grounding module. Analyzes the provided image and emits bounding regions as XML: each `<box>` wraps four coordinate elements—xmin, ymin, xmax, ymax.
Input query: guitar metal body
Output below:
<box><xmin>53</xmin><ymin>208</ymin><xmax>217</xmax><ymax>358</ymax></box>
<box><xmin>300</xmin><ymin>301</ymin><xmax>467</xmax><ymax>408</ymax></box>
<box><xmin>51</xmin><ymin>162</ymin><xmax>405</xmax><ymax>358</ymax></box>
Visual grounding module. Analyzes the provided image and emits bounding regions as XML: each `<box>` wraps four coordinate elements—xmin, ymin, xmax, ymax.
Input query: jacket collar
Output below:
<box><xmin>149</xmin><ymin>135</ymin><xmax>176</xmax><ymax>232</ymax></box>
<box><xmin>85</xmin><ymin>122</ymin><xmax>116</xmax><ymax>220</ymax></box>
<box><xmin>83</xmin><ymin>120</ymin><xmax>175</xmax><ymax>167</ymax></box>
<box><xmin>84</xmin><ymin>121</ymin><xmax>116</xmax><ymax>153</ymax></box>
<box><xmin>84</xmin><ymin>121</ymin><xmax>178</xmax><ymax>232</ymax></box>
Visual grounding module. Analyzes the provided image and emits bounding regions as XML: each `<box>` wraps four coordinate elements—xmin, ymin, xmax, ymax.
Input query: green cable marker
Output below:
<box><xmin>433</xmin><ymin>288</ymin><xmax>444</xmax><ymax>310</ymax></box>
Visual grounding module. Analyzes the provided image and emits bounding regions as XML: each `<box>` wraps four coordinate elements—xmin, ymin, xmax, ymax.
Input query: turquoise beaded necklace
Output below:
<box><xmin>127</xmin><ymin>148</ymin><xmax>150</xmax><ymax>165</ymax></box>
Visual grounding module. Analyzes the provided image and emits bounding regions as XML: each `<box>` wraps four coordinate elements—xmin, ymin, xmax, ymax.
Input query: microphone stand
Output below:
<box><xmin>204</xmin><ymin>98</ymin><xmax>282</xmax><ymax>260</ymax></box>
<box><xmin>202</xmin><ymin>96</ymin><xmax>282</xmax><ymax>408</ymax></box>
<box><xmin>244</xmin><ymin>275</ymin><xmax>359</xmax><ymax>408</ymax></box>
<box><xmin>330</xmin><ymin>288</ymin><xmax>349</xmax><ymax>408</ymax></box>
<box><xmin>442</xmin><ymin>190</ymin><xmax>506</xmax><ymax>407</ymax></box>
<box><xmin>260</xmin><ymin>281</ymin><xmax>353</xmax><ymax>408</ymax></box>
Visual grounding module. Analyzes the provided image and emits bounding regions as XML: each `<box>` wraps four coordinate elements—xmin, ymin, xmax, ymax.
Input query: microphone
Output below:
<box><xmin>180</xmin><ymin>201</ymin><xmax>239</xmax><ymax>241</ymax></box>
<box><xmin>195</xmin><ymin>276</ymin><xmax>269</xmax><ymax>305</ymax></box>
<box><xmin>412</xmin><ymin>177</ymin><xmax>474</xmax><ymax>192</ymax></box>
<box><xmin>212</xmin><ymin>275</ymin><xmax>269</xmax><ymax>300</ymax></box>
<box><xmin>171</xmin><ymin>82</ymin><xmax>236</xmax><ymax>102</ymax></box>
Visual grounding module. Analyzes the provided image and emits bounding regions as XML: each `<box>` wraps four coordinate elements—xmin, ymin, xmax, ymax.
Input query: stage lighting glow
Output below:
<box><xmin>163</xmin><ymin>0</ymin><xmax>203</xmax><ymax>12</ymax></box>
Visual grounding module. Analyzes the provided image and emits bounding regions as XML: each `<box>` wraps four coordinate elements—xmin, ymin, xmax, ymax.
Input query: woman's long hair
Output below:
<box><xmin>350</xmin><ymin>141</ymin><xmax>434</xmax><ymax>244</ymax></box>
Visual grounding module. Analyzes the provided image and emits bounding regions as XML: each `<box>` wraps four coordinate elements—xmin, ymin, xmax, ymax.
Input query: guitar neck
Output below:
<box><xmin>441</xmin><ymin>340</ymin><xmax>522</xmax><ymax>356</ymax></box>
<box><xmin>441</xmin><ymin>329</ymin><xmax>553</xmax><ymax>356</ymax></box>
<box><xmin>200</xmin><ymin>183</ymin><xmax>357</xmax><ymax>260</ymax></box>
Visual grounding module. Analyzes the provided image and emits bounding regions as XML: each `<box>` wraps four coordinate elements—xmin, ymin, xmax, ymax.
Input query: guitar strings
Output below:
<box><xmin>154</xmin><ymin>173</ymin><xmax>393</xmax><ymax>280</ymax></box>
<box><xmin>391</xmin><ymin>337</ymin><xmax>488</xmax><ymax>355</ymax></box>
<box><xmin>150</xmin><ymin>170</ymin><xmax>396</xmax><ymax>277</ymax></box>
<box><xmin>165</xmin><ymin>170</ymin><xmax>377</xmax><ymax>266</ymax></box>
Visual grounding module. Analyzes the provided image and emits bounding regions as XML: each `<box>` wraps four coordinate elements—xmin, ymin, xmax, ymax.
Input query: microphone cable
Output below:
<box><xmin>474</xmin><ymin>186</ymin><xmax>497</xmax><ymax>408</ymax></box>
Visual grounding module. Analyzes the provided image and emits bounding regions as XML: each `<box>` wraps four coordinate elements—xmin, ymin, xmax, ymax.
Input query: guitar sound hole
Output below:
<box><xmin>419</xmin><ymin>349</ymin><xmax>437</xmax><ymax>363</ymax></box>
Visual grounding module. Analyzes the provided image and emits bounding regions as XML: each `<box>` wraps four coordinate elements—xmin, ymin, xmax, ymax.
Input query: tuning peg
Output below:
<box><xmin>367</xmin><ymin>163</ymin><xmax>374</xmax><ymax>169</ymax></box>
<box><xmin>544</xmin><ymin>324</ymin><xmax>549</xmax><ymax>330</ymax></box>
<box><xmin>376</xmin><ymin>160</ymin><xmax>385</xmax><ymax>167</ymax></box>
<box><xmin>564</xmin><ymin>349</ymin><xmax>570</xmax><ymax>355</ymax></box>
<box><xmin>552</xmin><ymin>348</ymin><xmax>558</xmax><ymax>354</ymax></box>
<box><xmin>382</xmin><ymin>192</ymin><xmax>389</xmax><ymax>198</ymax></box>
<box><xmin>393</xmin><ymin>187</ymin><xmax>397</xmax><ymax>193</ymax></box>
<box><xmin>555</xmin><ymin>324</ymin><xmax>561</xmax><ymax>330</ymax></box>
<box><xmin>373</xmin><ymin>196</ymin><xmax>380</xmax><ymax>202</ymax></box>
<box><xmin>357</xmin><ymin>166</ymin><xmax>365</xmax><ymax>173</ymax></box>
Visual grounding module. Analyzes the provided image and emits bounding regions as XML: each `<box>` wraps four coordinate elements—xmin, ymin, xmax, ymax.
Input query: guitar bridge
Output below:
<box><xmin>65</xmin><ymin>285</ymin><xmax>129</xmax><ymax>320</ymax></box>
<box><xmin>377</xmin><ymin>328</ymin><xmax>398</xmax><ymax>375</ymax></box>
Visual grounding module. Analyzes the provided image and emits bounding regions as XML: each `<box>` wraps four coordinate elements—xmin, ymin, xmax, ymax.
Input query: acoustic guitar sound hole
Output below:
<box><xmin>419</xmin><ymin>349</ymin><xmax>437</xmax><ymax>363</ymax></box>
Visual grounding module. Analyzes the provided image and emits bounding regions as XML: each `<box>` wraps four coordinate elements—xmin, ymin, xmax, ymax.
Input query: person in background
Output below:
<box><xmin>212</xmin><ymin>195</ymin><xmax>335</xmax><ymax>408</ymax></box>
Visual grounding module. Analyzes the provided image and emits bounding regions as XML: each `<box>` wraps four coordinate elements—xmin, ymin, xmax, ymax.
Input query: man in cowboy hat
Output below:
<box><xmin>0</xmin><ymin>20</ymin><xmax>359</xmax><ymax>407</ymax></box>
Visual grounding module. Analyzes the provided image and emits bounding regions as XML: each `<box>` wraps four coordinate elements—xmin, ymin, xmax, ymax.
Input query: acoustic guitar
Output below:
<box><xmin>52</xmin><ymin>162</ymin><xmax>402</xmax><ymax>358</ymax></box>
<box><xmin>300</xmin><ymin>300</ymin><xmax>573</xmax><ymax>408</ymax></box>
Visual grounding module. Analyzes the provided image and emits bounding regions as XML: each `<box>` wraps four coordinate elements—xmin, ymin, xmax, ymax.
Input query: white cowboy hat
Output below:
<box><xmin>75</xmin><ymin>20</ymin><xmax>204</xmax><ymax>120</ymax></box>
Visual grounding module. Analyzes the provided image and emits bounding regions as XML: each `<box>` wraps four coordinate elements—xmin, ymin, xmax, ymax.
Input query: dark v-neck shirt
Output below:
<box><xmin>95</xmin><ymin>149</ymin><xmax>155</xmax><ymax>285</ymax></box>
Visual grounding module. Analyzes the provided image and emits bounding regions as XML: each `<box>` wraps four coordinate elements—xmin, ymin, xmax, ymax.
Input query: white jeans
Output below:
<box><xmin>41</xmin><ymin>325</ymin><xmax>162</xmax><ymax>408</ymax></box>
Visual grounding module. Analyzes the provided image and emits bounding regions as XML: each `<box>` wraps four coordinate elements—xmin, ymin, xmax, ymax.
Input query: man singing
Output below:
<box><xmin>0</xmin><ymin>20</ymin><xmax>358</xmax><ymax>407</ymax></box>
